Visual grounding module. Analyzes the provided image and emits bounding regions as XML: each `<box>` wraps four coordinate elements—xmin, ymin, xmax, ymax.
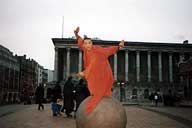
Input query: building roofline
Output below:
<box><xmin>52</xmin><ymin>38</ymin><xmax>192</xmax><ymax>48</ymax></box>
<box><xmin>0</xmin><ymin>44</ymin><xmax>14</xmax><ymax>55</ymax></box>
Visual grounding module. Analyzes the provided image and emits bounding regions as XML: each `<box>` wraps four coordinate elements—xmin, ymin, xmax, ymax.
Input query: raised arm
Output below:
<box><xmin>102</xmin><ymin>46</ymin><xmax>119</xmax><ymax>57</ymax></box>
<box><xmin>102</xmin><ymin>40</ymin><xmax>125</xmax><ymax>57</ymax></box>
<box><xmin>74</xmin><ymin>27</ymin><xmax>84</xmax><ymax>49</ymax></box>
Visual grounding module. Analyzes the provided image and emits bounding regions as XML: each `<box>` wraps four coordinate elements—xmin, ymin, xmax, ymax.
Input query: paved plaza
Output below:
<box><xmin>0</xmin><ymin>104</ymin><xmax>191</xmax><ymax>128</ymax></box>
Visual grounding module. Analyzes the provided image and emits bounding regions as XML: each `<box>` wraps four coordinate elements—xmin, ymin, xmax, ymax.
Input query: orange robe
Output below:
<box><xmin>77</xmin><ymin>36</ymin><xmax>119</xmax><ymax>114</ymax></box>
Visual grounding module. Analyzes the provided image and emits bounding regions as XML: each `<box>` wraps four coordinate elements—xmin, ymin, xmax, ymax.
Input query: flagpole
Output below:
<box><xmin>62</xmin><ymin>16</ymin><xmax>64</xmax><ymax>38</ymax></box>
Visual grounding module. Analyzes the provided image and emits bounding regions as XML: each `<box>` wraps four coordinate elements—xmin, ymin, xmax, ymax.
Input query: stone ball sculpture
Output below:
<box><xmin>76</xmin><ymin>96</ymin><xmax>127</xmax><ymax>128</ymax></box>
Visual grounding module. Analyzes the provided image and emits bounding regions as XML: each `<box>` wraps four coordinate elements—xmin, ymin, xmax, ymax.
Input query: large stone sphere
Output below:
<box><xmin>76</xmin><ymin>96</ymin><xmax>127</xmax><ymax>128</ymax></box>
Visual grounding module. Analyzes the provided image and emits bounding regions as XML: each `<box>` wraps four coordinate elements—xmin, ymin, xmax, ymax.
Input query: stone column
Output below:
<box><xmin>136</xmin><ymin>51</ymin><xmax>140</xmax><ymax>82</ymax></box>
<box><xmin>179</xmin><ymin>53</ymin><xmax>184</xmax><ymax>62</ymax></box>
<box><xmin>158</xmin><ymin>52</ymin><xmax>162</xmax><ymax>82</ymax></box>
<box><xmin>6</xmin><ymin>63</ymin><xmax>11</xmax><ymax>102</ymax></box>
<box><xmin>114</xmin><ymin>54</ymin><xmax>117</xmax><ymax>81</ymax></box>
<box><xmin>78</xmin><ymin>49</ymin><xmax>82</xmax><ymax>72</ymax></box>
<box><xmin>17</xmin><ymin>70</ymin><xmax>20</xmax><ymax>102</ymax></box>
<box><xmin>179</xmin><ymin>53</ymin><xmax>184</xmax><ymax>83</ymax></box>
<box><xmin>190</xmin><ymin>53</ymin><xmax>192</xmax><ymax>59</ymax></box>
<box><xmin>13</xmin><ymin>66</ymin><xmax>15</xmax><ymax>90</ymax></box>
<box><xmin>169</xmin><ymin>52</ymin><xmax>173</xmax><ymax>82</ymax></box>
<box><xmin>0</xmin><ymin>66</ymin><xmax>4</xmax><ymax>102</ymax></box>
<box><xmin>147</xmin><ymin>51</ymin><xmax>151</xmax><ymax>82</ymax></box>
<box><xmin>3</xmin><ymin>66</ymin><xmax>6</xmax><ymax>102</ymax></box>
<box><xmin>66</xmin><ymin>48</ymin><xmax>70</xmax><ymax>78</ymax></box>
<box><xmin>125</xmin><ymin>50</ymin><xmax>129</xmax><ymax>82</ymax></box>
<box><xmin>63</xmin><ymin>50</ymin><xmax>66</xmax><ymax>80</ymax></box>
<box><xmin>54</xmin><ymin>47</ymin><xmax>58</xmax><ymax>81</ymax></box>
<box><xmin>12</xmin><ymin>66</ymin><xmax>15</xmax><ymax>102</ymax></box>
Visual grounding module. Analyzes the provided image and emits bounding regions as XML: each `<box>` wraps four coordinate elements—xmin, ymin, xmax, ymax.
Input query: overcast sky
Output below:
<box><xmin>0</xmin><ymin>0</ymin><xmax>192</xmax><ymax>70</ymax></box>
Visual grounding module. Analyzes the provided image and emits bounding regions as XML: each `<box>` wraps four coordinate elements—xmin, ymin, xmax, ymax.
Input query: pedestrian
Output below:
<box><xmin>51</xmin><ymin>81</ymin><xmax>62</xmax><ymax>116</ymax></box>
<box><xmin>149</xmin><ymin>92</ymin><xmax>154</xmax><ymax>106</ymax></box>
<box><xmin>51</xmin><ymin>96</ymin><xmax>62</xmax><ymax>116</ymax></box>
<box><xmin>35</xmin><ymin>83</ymin><xmax>44</xmax><ymax>110</ymax></box>
<box><xmin>154</xmin><ymin>92</ymin><xmax>159</xmax><ymax>107</ymax></box>
<box><xmin>53</xmin><ymin>81</ymin><xmax>62</xmax><ymax>100</ymax></box>
<box><xmin>74</xmin><ymin>79</ymin><xmax>90</xmax><ymax>113</ymax></box>
<box><xmin>63</xmin><ymin>76</ymin><xmax>75</xmax><ymax>117</ymax></box>
<box><xmin>74</xmin><ymin>26</ymin><xmax>125</xmax><ymax>114</ymax></box>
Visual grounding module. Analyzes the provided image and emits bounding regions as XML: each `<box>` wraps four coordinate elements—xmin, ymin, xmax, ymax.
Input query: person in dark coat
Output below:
<box><xmin>35</xmin><ymin>83</ymin><xmax>44</xmax><ymax>110</ymax></box>
<box><xmin>63</xmin><ymin>76</ymin><xmax>75</xmax><ymax>117</ymax></box>
<box><xmin>149</xmin><ymin>92</ymin><xmax>154</xmax><ymax>106</ymax></box>
<box><xmin>53</xmin><ymin>82</ymin><xmax>62</xmax><ymax>100</ymax></box>
<box><xmin>74</xmin><ymin>79</ymin><xmax>90</xmax><ymax>112</ymax></box>
<box><xmin>154</xmin><ymin>92</ymin><xmax>159</xmax><ymax>107</ymax></box>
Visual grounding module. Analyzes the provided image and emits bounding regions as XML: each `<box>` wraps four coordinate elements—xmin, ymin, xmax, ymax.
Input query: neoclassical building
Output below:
<box><xmin>52</xmin><ymin>38</ymin><xmax>192</xmax><ymax>101</ymax></box>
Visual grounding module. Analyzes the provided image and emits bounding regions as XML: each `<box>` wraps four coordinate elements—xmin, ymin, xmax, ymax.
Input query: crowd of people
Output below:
<box><xmin>148</xmin><ymin>90</ymin><xmax>182</xmax><ymax>107</ymax></box>
<box><xmin>35</xmin><ymin>76</ymin><xmax>90</xmax><ymax>118</ymax></box>
<box><xmin>149</xmin><ymin>92</ymin><xmax>162</xmax><ymax>107</ymax></box>
<box><xmin>35</xmin><ymin>80</ymin><xmax>181</xmax><ymax>117</ymax></box>
<box><xmin>50</xmin><ymin>77</ymin><xmax>90</xmax><ymax>117</ymax></box>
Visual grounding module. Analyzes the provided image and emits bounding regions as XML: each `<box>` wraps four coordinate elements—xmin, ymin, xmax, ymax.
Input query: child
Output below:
<box><xmin>51</xmin><ymin>95</ymin><xmax>62</xmax><ymax>116</ymax></box>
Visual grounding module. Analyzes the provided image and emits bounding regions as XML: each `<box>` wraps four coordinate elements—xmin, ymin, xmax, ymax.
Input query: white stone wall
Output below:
<box><xmin>38</xmin><ymin>65</ymin><xmax>43</xmax><ymax>86</ymax></box>
<box><xmin>48</xmin><ymin>70</ymin><xmax>54</xmax><ymax>82</ymax></box>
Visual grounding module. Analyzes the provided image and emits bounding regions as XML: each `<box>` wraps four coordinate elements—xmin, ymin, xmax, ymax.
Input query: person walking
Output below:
<box><xmin>154</xmin><ymin>92</ymin><xmax>159</xmax><ymax>107</ymax></box>
<box><xmin>63</xmin><ymin>76</ymin><xmax>75</xmax><ymax>117</ymax></box>
<box><xmin>35</xmin><ymin>83</ymin><xmax>44</xmax><ymax>110</ymax></box>
<box><xmin>74</xmin><ymin>79</ymin><xmax>90</xmax><ymax>112</ymax></box>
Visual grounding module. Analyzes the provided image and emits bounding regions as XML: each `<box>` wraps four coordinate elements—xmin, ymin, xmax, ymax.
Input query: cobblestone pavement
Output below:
<box><xmin>139</xmin><ymin>105</ymin><xmax>192</xmax><ymax>127</ymax></box>
<box><xmin>141</xmin><ymin>105</ymin><xmax>192</xmax><ymax>121</ymax></box>
<box><xmin>0</xmin><ymin>104</ymin><xmax>29</xmax><ymax>118</ymax></box>
<box><xmin>0</xmin><ymin>104</ymin><xmax>190</xmax><ymax>128</ymax></box>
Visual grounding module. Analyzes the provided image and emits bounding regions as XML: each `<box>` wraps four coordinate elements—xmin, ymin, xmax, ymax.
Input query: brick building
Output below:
<box><xmin>17</xmin><ymin>55</ymin><xmax>39</xmax><ymax>103</ymax></box>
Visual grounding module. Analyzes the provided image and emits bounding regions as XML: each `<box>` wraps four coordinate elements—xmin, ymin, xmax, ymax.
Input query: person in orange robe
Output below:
<box><xmin>74</xmin><ymin>27</ymin><xmax>125</xmax><ymax>114</ymax></box>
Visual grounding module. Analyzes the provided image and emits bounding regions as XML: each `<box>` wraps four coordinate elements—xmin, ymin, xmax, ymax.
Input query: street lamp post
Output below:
<box><xmin>117</xmin><ymin>81</ymin><xmax>125</xmax><ymax>102</ymax></box>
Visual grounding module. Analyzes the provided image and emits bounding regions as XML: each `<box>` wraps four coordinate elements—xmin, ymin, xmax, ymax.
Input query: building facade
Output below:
<box><xmin>52</xmin><ymin>38</ymin><xmax>192</xmax><ymax>102</ymax></box>
<box><xmin>37</xmin><ymin>65</ymin><xmax>43</xmax><ymax>86</ymax></box>
<box><xmin>17</xmin><ymin>55</ymin><xmax>39</xmax><ymax>103</ymax></box>
<box><xmin>0</xmin><ymin>45</ymin><xmax>20</xmax><ymax>104</ymax></box>
<box><xmin>38</xmin><ymin>65</ymin><xmax>48</xmax><ymax>86</ymax></box>
<box><xmin>42</xmin><ymin>69</ymin><xmax>48</xmax><ymax>86</ymax></box>
<box><xmin>179</xmin><ymin>55</ymin><xmax>192</xmax><ymax>99</ymax></box>
<box><xmin>47</xmin><ymin>69</ymin><xmax>54</xmax><ymax>83</ymax></box>
<box><xmin>0</xmin><ymin>44</ymin><xmax>50</xmax><ymax>104</ymax></box>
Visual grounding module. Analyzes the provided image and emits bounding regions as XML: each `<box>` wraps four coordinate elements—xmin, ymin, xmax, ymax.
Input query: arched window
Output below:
<box><xmin>132</xmin><ymin>89</ymin><xmax>137</xmax><ymax>95</ymax></box>
<box><xmin>144</xmin><ymin>89</ymin><xmax>149</xmax><ymax>99</ymax></box>
<box><xmin>132</xmin><ymin>89</ymin><xmax>137</xmax><ymax>99</ymax></box>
